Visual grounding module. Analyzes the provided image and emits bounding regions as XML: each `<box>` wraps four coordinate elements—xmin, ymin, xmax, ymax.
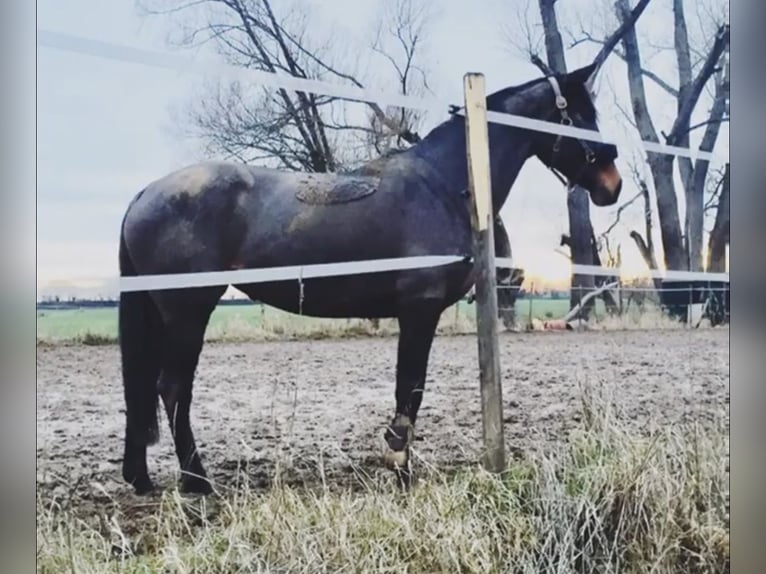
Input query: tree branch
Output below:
<box><xmin>570</xmin><ymin>33</ymin><xmax>679</xmax><ymax>97</ymax></box>
<box><xmin>282</xmin><ymin>13</ymin><xmax>422</xmax><ymax>145</ymax></box>
<box><xmin>590</xmin><ymin>0</ymin><xmax>653</xmax><ymax>71</ymax></box>
<box><xmin>599</xmin><ymin>190</ymin><xmax>643</xmax><ymax>238</ymax></box>
<box><xmin>530</xmin><ymin>53</ymin><xmax>553</xmax><ymax>75</ymax></box>
<box><xmin>670</xmin><ymin>116</ymin><xmax>729</xmax><ymax>139</ymax></box>
<box><xmin>665</xmin><ymin>23</ymin><xmax>729</xmax><ymax>146</ymax></box>
<box><xmin>673</xmin><ymin>0</ymin><xmax>693</xmax><ymax>99</ymax></box>
<box><xmin>615</xmin><ymin>0</ymin><xmax>661</xmax><ymax>146</ymax></box>
<box><xmin>672</xmin><ymin>0</ymin><xmax>696</xmax><ymax>194</ymax></box>
<box><xmin>145</xmin><ymin>0</ymin><xmax>433</xmax><ymax>173</ymax></box>
<box><xmin>629</xmin><ymin>231</ymin><xmax>658</xmax><ymax>271</ymax></box>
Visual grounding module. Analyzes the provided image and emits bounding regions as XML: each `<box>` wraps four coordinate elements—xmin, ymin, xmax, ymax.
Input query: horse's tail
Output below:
<box><xmin>119</xmin><ymin>218</ymin><xmax>163</xmax><ymax>446</ymax></box>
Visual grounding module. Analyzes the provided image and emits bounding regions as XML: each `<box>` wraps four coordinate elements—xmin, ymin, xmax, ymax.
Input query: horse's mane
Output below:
<box><xmin>486</xmin><ymin>74</ymin><xmax>597</xmax><ymax>120</ymax></box>
<box><xmin>344</xmin><ymin>71</ymin><xmax>596</xmax><ymax>177</ymax></box>
<box><xmin>345</xmin><ymin>147</ymin><xmax>408</xmax><ymax>177</ymax></box>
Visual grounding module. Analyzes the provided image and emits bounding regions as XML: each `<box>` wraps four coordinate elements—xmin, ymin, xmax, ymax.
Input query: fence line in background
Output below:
<box><xmin>37</xmin><ymin>284</ymin><xmax>731</xmax><ymax>309</ymax></box>
<box><xmin>38</xmin><ymin>29</ymin><xmax>727</xmax><ymax>163</ymax></box>
<box><xmin>497</xmin><ymin>285</ymin><xmax>730</xmax><ymax>293</ymax></box>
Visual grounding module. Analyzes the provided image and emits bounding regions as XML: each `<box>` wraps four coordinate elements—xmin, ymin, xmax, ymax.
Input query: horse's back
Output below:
<box><xmin>128</xmin><ymin>160</ymin><xmax>259</xmax><ymax>209</ymax></box>
<box><xmin>120</xmin><ymin>156</ymin><xmax>468</xmax><ymax>296</ymax></box>
<box><xmin>120</xmin><ymin>161</ymin><xmax>265</xmax><ymax>273</ymax></box>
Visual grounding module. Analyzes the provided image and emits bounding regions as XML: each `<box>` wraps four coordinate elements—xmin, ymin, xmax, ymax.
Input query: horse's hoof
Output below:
<box><xmin>383</xmin><ymin>450</ymin><xmax>414</xmax><ymax>490</ymax></box>
<box><xmin>383</xmin><ymin>415</ymin><xmax>416</xmax><ymax>487</ymax></box>
<box><xmin>180</xmin><ymin>475</ymin><xmax>213</xmax><ymax>495</ymax></box>
<box><xmin>384</xmin><ymin>414</ymin><xmax>415</xmax><ymax>452</ymax></box>
<box><xmin>383</xmin><ymin>448</ymin><xmax>409</xmax><ymax>470</ymax></box>
<box><xmin>123</xmin><ymin>464</ymin><xmax>155</xmax><ymax>495</ymax></box>
<box><xmin>130</xmin><ymin>477</ymin><xmax>155</xmax><ymax>496</ymax></box>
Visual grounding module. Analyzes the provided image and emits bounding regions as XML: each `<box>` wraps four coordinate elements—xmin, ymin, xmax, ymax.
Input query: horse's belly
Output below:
<box><xmin>235</xmin><ymin>272</ymin><xmax>401</xmax><ymax>318</ymax></box>
<box><xmin>234</xmin><ymin>257</ymin><xmax>473</xmax><ymax>319</ymax></box>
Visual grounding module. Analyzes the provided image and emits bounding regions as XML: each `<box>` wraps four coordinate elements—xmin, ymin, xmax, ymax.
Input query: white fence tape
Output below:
<box><xmin>120</xmin><ymin>256</ymin><xmax>468</xmax><ymax>292</ymax></box>
<box><xmin>38</xmin><ymin>29</ymin><xmax>728</xmax><ymax>163</ymax></box>
<box><xmin>117</xmin><ymin>255</ymin><xmax>728</xmax><ymax>293</ymax></box>
<box><xmin>569</xmin><ymin>263</ymin><xmax>729</xmax><ymax>282</ymax></box>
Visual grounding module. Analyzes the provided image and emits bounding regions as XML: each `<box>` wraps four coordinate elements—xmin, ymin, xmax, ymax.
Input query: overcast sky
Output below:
<box><xmin>37</xmin><ymin>0</ymin><xmax>728</xmax><ymax>298</ymax></box>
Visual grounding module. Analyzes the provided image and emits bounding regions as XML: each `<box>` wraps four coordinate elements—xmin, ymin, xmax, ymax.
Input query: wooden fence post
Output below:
<box><xmin>463</xmin><ymin>72</ymin><xmax>506</xmax><ymax>473</ymax></box>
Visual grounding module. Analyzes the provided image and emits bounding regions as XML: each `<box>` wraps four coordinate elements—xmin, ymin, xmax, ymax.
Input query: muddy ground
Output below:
<box><xmin>37</xmin><ymin>328</ymin><xmax>729</xmax><ymax>507</ymax></box>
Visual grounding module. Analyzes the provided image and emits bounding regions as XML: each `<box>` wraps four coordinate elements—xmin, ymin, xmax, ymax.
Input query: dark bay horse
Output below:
<box><xmin>118</xmin><ymin>63</ymin><xmax>623</xmax><ymax>494</ymax></box>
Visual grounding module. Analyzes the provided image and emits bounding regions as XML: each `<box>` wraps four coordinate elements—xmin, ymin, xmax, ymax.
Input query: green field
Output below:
<box><xmin>36</xmin><ymin>298</ymin><xmax>593</xmax><ymax>343</ymax></box>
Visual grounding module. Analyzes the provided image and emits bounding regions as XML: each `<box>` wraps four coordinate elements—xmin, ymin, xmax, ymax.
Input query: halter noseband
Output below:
<box><xmin>545</xmin><ymin>75</ymin><xmax>597</xmax><ymax>191</ymax></box>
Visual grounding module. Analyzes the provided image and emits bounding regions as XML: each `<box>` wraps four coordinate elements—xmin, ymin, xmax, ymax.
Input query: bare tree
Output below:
<box><xmin>504</xmin><ymin>0</ymin><xmax>651</xmax><ymax>319</ymax></box>
<box><xmin>576</xmin><ymin>0</ymin><xmax>729</xmax><ymax>273</ymax></box>
<box><xmin>363</xmin><ymin>0</ymin><xmax>433</xmax><ymax>156</ymax></box>
<box><xmin>139</xmin><ymin>0</ymin><xmax>434</xmax><ymax>173</ymax></box>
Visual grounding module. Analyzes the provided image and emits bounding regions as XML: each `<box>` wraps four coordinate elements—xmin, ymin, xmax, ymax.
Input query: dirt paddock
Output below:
<box><xmin>37</xmin><ymin>328</ymin><xmax>729</xmax><ymax>507</ymax></box>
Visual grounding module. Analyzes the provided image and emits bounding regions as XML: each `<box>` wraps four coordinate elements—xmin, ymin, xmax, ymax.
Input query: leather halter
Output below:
<box><xmin>544</xmin><ymin>75</ymin><xmax>598</xmax><ymax>191</ymax></box>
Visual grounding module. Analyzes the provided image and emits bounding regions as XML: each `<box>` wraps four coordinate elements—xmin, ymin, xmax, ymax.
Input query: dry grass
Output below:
<box><xmin>589</xmin><ymin>303</ymin><xmax>692</xmax><ymax>331</ymax></box>
<box><xmin>204</xmin><ymin>314</ymin><xmax>400</xmax><ymax>342</ymax></box>
<box><xmin>36</xmin><ymin>382</ymin><xmax>729</xmax><ymax>574</ymax></box>
<box><xmin>203</xmin><ymin>303</ymin><xmax>481</xmax><ymax>342</ymax></box>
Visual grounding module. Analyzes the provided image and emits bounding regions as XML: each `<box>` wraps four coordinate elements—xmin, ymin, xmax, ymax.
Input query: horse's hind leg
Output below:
<box><xmin>120</xmin><ymin>289</ymin><xmax>164</xmax><ymax>495</ymax></box>
<box><xmin>157</xmin><ymin>289</ymin><xmax>223</xmax><ymax>494</ymax></box>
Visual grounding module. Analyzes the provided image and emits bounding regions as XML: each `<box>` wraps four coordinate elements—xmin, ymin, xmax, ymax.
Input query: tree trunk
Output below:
<box><xmin>706</xmin><ymin>163</ymin><xmax>730</xmax><ymax>273</ymax></box>
<box><xmin>685</xmin><ymin>66</ymin><xmax>728</xmax><ymax>271</ymax></box>
<box><xmin>705</xmin><ymin>162</ymin><xmax>729</xmax><ymax>325</ymax></box>
<box><xmin>538</xmin><ymin>0</ymin><xmax>567</xmax><ymax>72</ymax></box>
<box><xmin>588</xmin><ymin>231</ymin><xmax>620</xmax><ymax>314</ymax></box>
<box><xmin>567</xmin><ymin>188</ymin><xmax>597</xmax><ymax>316</ymax></box>
<box><xmin>616</xmin><ymin>0</ymin><xmax>687</xmax><ymax>272</ymax></box>
<box><xmin>648</xmin><ymin>155</ymin><xmax>687</xmax><ymax>270</ymax></box>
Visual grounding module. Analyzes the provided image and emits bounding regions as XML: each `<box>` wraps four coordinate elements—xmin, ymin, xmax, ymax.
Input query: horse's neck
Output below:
<box><xmin>486</xmin><ymin>123</ymin><xmax>532</xmax><ymax>211</ymax></box>
<box><xmin>414</xmin><ymin>115</ymin><xmax>533</xmax><ymax>214</ymax></box>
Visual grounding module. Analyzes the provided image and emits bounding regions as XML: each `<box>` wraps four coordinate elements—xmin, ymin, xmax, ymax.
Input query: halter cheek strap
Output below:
<box><xmin>546</xmin><ymin>76</ymin><xmax>573</xmax><ymax>152</ymax></box>
<box><xmin>545</xmin><ymin>75</ymin><xmax>597</xmax><ymax>190</ymax></box>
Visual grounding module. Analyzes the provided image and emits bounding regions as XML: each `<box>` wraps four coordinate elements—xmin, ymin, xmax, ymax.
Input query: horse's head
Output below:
<box><xmin>515</xmin><ymin>62</ymin><xmax>622</xmax><ymax>207</ymax></box>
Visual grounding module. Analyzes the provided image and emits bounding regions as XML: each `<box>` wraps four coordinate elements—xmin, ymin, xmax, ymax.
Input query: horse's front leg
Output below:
<box><xmin>384</xmin><ymin>302</ymin><xmax>442</xmax><ymax>478</ymax></box>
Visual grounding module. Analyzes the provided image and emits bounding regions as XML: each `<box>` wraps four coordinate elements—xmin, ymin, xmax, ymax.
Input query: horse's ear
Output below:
<box><xmin>566</xmin><ymin>62</ymin><xmax>600</xmax><ymax>92</ymax></box>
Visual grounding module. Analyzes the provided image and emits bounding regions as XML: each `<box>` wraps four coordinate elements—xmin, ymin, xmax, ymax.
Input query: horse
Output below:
<box><xmin>118</xmin><ymin>62</ymin><xmax>623</xmax><ymax>495</ymax></box>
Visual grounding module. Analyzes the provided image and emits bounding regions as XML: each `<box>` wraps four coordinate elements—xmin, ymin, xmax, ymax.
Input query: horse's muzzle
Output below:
<box><xmin>590</xmin><ymin>164</ymin><xmax>622</xmax><ymax>206</ymax></box>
